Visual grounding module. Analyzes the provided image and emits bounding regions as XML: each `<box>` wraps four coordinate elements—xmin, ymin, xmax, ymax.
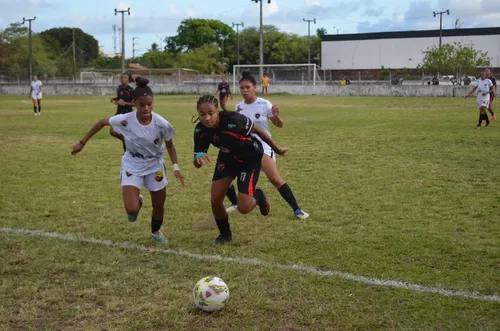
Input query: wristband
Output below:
<box><xmin>194</xmin><ymin>152</ymin><xmax>206</xmax><ymax>160</ymax></box>
<box><xmin>79</xmin><ymin>140</ymin><xmax>86</xmax><ymax>146</ymax></box>
<box><xmin>173</xmin><ymin>163</ymin><xmax>180</xmax><ymax>171</ymax></box>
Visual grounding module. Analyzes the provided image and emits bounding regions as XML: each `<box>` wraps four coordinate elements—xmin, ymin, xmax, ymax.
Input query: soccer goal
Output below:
<box><xmin>232</xmin><ymin>64</ymin><xmax>325</xmax><ymax>95</ymax></box>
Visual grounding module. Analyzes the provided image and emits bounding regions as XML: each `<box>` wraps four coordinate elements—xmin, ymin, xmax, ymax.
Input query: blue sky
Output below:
<box><xmin>1</xmin><ymin>0</ymin><xmax>499</xmax><ymax>58</ymax></box>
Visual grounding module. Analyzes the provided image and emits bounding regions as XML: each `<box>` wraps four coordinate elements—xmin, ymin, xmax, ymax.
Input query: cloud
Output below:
<box><xmin>186</xmin><ymin>7</ymin><xmax>197</xmax><ymax>18</ymax></box>
<box><xmin>168</xmin><ymin>4</ymin><xmax>178</xmax><ymax>16</ymax></box>
<box><xmin>305</xmin><ymin>0</ymin><xmax>321</xmax><ymax>6</ymax></box>
<box><xmin>263</xmin><ymin>0</ymin><xmax>279</xmax><ymax>18</ymax></box>
<box><xmin>363</xmin><ymin>8</ymin><xmax>384</xmax><ymax>17</ymax></box>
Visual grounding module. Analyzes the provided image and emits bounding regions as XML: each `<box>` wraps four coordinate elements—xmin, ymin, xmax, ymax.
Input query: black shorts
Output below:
<box><xmin>219</xmin><ymin>93</ymin><xmax>227</xmax><ymax>102</ymax></box>
<box><xmin>116</xmin><ymin>106</ymin><xmax>133</xmax><ymax>115</ymax></box>
<box><xmin>212</xmin><ymin>154</ymin><xmax>262</xmax><ymax>196</ymax></box>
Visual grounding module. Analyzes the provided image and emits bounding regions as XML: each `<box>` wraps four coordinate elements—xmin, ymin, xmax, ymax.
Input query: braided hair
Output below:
<box><xmin>133</xmin><ymin>77</ymin><xmax>153</xmax><ymax>98</ymax></box>
<box><xmin>192</xmin><ymin>94</ymin><xmax>221</xmax><ymax>123</ymax></box>
<box><xmin>239</xmin><ymin>71</ymin><xmax>257</xmax><ymax>86</ymax></box>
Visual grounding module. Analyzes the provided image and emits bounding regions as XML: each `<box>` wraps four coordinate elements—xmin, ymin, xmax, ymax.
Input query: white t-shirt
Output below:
<box><xmin>476</xmin><ymin>78</ymin><xmax>493</xmax><ymax>100</ymax></box>
<box><xmin>31</xmin><ymin>80</ymin><xmax>42</xmax><ymax>94</ymax></box>
<box><xmin>109</xmin><ymin>111</ymin><xmax>176</xmax><ymax>176</ymax></box>
<box><xmin>235</xmin><ymin>97</ymin><xmax>273</xmax><ymax>147</ymax></box>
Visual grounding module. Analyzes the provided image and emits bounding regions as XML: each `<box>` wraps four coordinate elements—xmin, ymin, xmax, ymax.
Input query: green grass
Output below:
<box><xmin>1</xmin><ymin>94</ymin><xmax>499</xmax><ymax>330</ymax></box>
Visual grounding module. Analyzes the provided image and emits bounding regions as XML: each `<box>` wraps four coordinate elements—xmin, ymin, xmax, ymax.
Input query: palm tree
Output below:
<box><xmin>316</xmin><ymin>27</ymin><xmax>327</xmax><ymax>38</ymax></box>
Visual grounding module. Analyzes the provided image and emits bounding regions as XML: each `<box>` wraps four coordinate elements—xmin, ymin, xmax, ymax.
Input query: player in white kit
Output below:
<box><xmin>228</xmin><ymin>71</ymin><xmax>309</xmax><ymax>219</ymax></box>
<box><xmin>71</xmin><ymin>78</ymin><xmax>184</xmax><ymax>243</ymax></box>
<box><xmin>29</xmin><ymin>75</ymin><xmax>43</xmax><ymax>116</ymax></box>
<box><xmin>465</xmin><ymin>71</ymin><xmax>494</xmax><ymax>129</ymax></box>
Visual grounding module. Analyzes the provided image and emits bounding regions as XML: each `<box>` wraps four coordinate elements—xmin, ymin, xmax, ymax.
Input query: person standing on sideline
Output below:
<box><xmin>465</xmin><ymin>70</ymin><xmax>494</xmax><ymax>129</ymax></box>
<box><xmin>72</xmin><ymin>77</ymin><xmax>184</xmax><ymax>244</ymax></box>
<box><xmin>261</xmin><ymin>73</ymin><xmax>270</xmax><ymax>95</ymax></box>
<box><xmin>30</xmin><ymin>75</ymin><xmax>43</xmax><ymax>116</ymax></box>
<box><xmin>485</xmin><ymin>69</ymin><xmax>497</xmax><ymax>121</ymax></box>
<box><xmin>215</xmin><ymin>75</ymin><xmax>233</xmax><ymax>110</ymax></box>
<box><xmin>110</xmin><ymin>72</ymin><xmax>136</xmax><ymax>151</ymax></box>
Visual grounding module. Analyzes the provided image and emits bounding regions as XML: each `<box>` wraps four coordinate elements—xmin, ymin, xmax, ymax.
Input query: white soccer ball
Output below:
<box><xmin>193</xmin><ymin>276</ymin><xmax>230</xmax><ymax>312</ymax></box>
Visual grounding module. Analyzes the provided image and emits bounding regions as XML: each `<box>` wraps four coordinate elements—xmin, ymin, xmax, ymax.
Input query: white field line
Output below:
<box><xmin>2</xmin><ymin>227</ymin><xmax>499</xmax><ymax>303</ymax></box>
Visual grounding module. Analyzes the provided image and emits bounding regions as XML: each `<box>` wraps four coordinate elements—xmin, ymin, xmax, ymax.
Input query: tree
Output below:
<box><xmin>149</xmin><ymin>43</ymin><xmax>159</xmax><ymax>52</ymax></box>
<box><xmin>316</xmin><ymin>27</ymin><xmax>327</xmax><ymax>38</ymax></box>
<box><xmin>418</xmin><ymin>42</ymin><xmax>491</xmax><ymax>81</ymax></box>
<box><xmin>165</xmin><ymin>19</ymin><xmax>235</xmax><ymax>53</ymax></box>
<box><xmin>176</xmin><ymin>45</ymin><xmax>226</xmax><ymax>74</ymax></box>
<box><xmin>39</xmin><ymin>28</ymin><xmax>99</xmax><ymax>66</ymax></box>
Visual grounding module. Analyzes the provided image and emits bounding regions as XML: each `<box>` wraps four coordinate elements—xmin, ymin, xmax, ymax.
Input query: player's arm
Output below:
<box><xmin>39</xmin><ymin>82</ymin><xmax>42</xmax><ymax>93</ymax></box>
<box><xmin>165</xmin><ymin>139</ymin><xmax>184</xmax><ymax>187</ymax></box>
<box><xmin>269</xmin><ymin>105</ymin><xmax>283</xmax><ymax>128</ymax></box>
<box><xmin>465</xmin><ymin>86</ymin><xmax>477</xmax><ymax>98</ymax></box>
<box><xmin>252</xmin><ymin>125</ymin><xmax>288</xmax><ymax>156</ymax></box>
<box><xmin>71</xmin><ymin>118</ymin><xmax>111</xmax><ymax>155</ymax></box>
<box><xmin>193</xmin><ymin>129</ymin><xmax>211</xmax><ymax>168</ymax></box>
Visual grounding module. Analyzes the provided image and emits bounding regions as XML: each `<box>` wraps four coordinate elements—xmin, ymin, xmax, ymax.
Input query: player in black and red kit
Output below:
<box><xmin>110</xmin><ymin>72</ymin><xmax>136</xmax><ymax>151</ymax></box>
<box><xmin>215</xmin><ymin>75</ymin><xmax>232</xmax><ymax>110</ymax></box>
<box><xmin>486</xmin><ymin>69</ymin><xmax>496</xmax><ymax>121</ymax></box>
<box><xmin>193</xmin><ymin>95</ymin><xmax>288</xmax><ymax>244</ymax></box>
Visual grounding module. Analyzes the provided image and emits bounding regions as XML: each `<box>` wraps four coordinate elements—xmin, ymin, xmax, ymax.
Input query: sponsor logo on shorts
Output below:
<box><xmin>217</xmin><ymin>163</ymin><xmax>225</xmax><ymax>171</ymax></box>
<box><xmin>126</xmin><ymin>171</ymin><xmax>132</xmax><ymax>177</ymax></box>
<box><xmin>155</xmin><ymin>171</ymin><xmax>164</xmax><ymax>182</ymax></box>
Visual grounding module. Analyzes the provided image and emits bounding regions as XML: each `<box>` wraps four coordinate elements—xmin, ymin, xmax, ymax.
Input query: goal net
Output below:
<box><xmin>232</xmin><ymin>64</ymin><xmax>325</xmax><ymax>95</ymax></box>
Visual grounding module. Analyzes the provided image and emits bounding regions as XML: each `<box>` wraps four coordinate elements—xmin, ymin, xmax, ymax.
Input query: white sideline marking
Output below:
<box><xmin>2</xmin><ymin>227</ymin><xmax>499</xmax><ymax>302</ymax></box>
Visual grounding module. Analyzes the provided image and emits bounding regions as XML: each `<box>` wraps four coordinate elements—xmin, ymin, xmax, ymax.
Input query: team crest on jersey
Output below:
<box><xmin>155</xmin><ymin>171</ymin><xmax>164</xmax><ymax>182</ymax></box>
<box><xmin>255</xmin><ymin>113</ymin><xmax>260</xmax><ymax>119</ymax></box>
<box><xmin>154</xmin><ymin>138</ymin><xmax>159</xmax><ymax>145</ymax></box>
<box><xmin>121</xmin><ymin>120</ymin><xmax>128</xmax><ymax>127</ymax></box>
<box><xmin>236</xmin><ymin>105</ymin><xmax>243</xmax><ymax>113</ymax></box>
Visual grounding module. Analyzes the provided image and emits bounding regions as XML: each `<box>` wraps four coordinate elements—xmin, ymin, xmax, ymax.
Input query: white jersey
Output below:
<box><xmin>476</xmin><ymin>78</ymin><xmax>493</xmax><ymax>100</ymax></box>
<box><xmin>235</xmin><ymin>97</ymin><xmax>273</xmax><ymax>148</ymax></box>
<box><xmin>31</xmin><ymin>80</ymin><xmax>42</xmax><ymax>94</ymax></box>
<box><xmin>109</xmin><ymin>111</ymin><xmax>176</xmax><ymax>176</ymax></box>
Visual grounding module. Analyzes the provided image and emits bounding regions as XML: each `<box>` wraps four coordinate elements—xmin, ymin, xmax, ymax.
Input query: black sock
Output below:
<box><xmin>485</xmin><ymin>113</ymin><xmax>490</xmax><ymax>125</ymax></box>
<box><xmin>215</xmin><ymin>215</ymin><xmax>231</xmax><ymax>237</ymax></box>
<box><xmin>38</xmin><ymin>106</ymin><xmax>41</xmax><ymax>112</ymax></box>
<box><xmin>278</xmin><ymin>183</ymin><xmax>300</xmax><ymax>211</ymax></box>
<box><xmin>254</xmin><ymin>188</ymin><xmax>263</xmax><ymax>205</ymax></box>
<box><xmin>151</xmin><ymin>218</ymin><xmax>163</xmax><ymax>233</ymax></box>
<box><xmin>226</xmin><ymin>185</ymin><xmax>238</xmax><ymax>205</ymax></box>
<box><xmin>478</xmin><ymin>114</ymin><xmax>484</xmax><ymax>126</ymax></box>
<box><xmin>33</xmin><ymin>106</ymin><xmax>37</xmax><ymax>113</ymax></box>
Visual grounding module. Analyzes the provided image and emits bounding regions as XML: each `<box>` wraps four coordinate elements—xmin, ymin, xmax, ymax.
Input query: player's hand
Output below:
<box><xmin>71</xmin><ymin>141</ymin><xmax>85</xmax><ymax>155</ymax></box>
<box><xmin>174</xmin><ymin>170</ymin><xmax>185</xmax><ymax>187</ymax></box>
<box><xmin>272</xmin><ymin>105</ymin><xmax>280</xmax><ymax>117</ymax></box>
<box><xmin>110</xmin><ymin>97</ymin><xmax>115</xmax><ymax>103</ymax></box>
<box><xmin>277</xmin><ymin>147</ymin><xmax>288</xmax><ymax>156</ymax></box>
<box><xmin>195</xmin><ymin>154</ymin><xmax>211</xmax><ymax>167</ymax></box>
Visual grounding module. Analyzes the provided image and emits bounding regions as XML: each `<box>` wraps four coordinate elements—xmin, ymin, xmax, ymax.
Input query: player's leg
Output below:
<box><xmin>236</xmin><ymin>156</ymin><xmax>269</xmax><ymax>216</ymax></box>
<box><xmin>211</xmin><ymin>177</ymin><xmax>235</xmax><ymax>244</ymax></box>
<box><xmin>225</xmin><ymin>184</ymin><xmax>238</xmax><ymax>212</ymax></box>
<box><xmin>145</xmin><ymin>167</ymin><xmax>169</xmax><ymax>243</ymax></box>
<box><xmin>489</xmin><ymin>95</ymin><xmax>496</xmax><ymax>120</ymax></box>
<box><xmin>31</xmin><ymin>95</ymin><xmax>38</xmax><ymax>115</ymax></box>
<box><xmin>37</xmin><ymin>98</ymin><xmax>42</xmax><ymax>115</ymax></box>
<box><xmin>121</xmin><ymin>170</ymin><xmax>144</xmax><ymax>222</ymax></box>
<box><xmin>261</xmin><ymin>148</ymin><xmax>309</xmax><ymax>219</ymax></box>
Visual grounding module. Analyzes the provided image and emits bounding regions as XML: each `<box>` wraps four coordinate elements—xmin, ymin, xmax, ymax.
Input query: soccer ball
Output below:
<box><xmin>193</xmin><ymin>276</ymin><xmax>230</xmax><ymax>312</ymax></box>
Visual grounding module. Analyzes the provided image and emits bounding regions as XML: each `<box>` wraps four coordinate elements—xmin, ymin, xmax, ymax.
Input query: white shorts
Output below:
<box><xmin>31</xmin><ymin>92</ymin><xmax>42</xmax><ymax>100</ymax></box>
<box><xmin>478</xmin><ymin>98</ymin><xmax>490</xmax><ymax>109</ymax></box>
<box><xmin>262</xmin><ymin>143</ymin><xmax>276</xmax><ymax>161</ymax></box>
<box><xmin>120</xmin><ymin>166</ymin><xmax>168</xmax><ymax>192</ymax></box>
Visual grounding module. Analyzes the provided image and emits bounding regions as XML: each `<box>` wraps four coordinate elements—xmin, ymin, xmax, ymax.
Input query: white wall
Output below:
<box><xmin>321</xmin><ymin>34</ymin><xmax>500</xmax><ymax>70</ymax></box>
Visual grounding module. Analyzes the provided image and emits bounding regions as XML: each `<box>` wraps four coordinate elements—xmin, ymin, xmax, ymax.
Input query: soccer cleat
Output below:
<box><xmin>225</xmin><ymin>205</ymin><xmax>238</xmax><ymax>213</ymax></box>
<box><xmin>294</xmin><ymin>209</ymin><xmax>310</xmax><ymax>220</ymax></box>
<box><xmin>151</xmin><ymin>231</ymin><xmax>168</xmax><ymax>244</ymax></box>
<box><xmin>212</xmin><ymin>233</ymin><xmax>232</xmax><ymax>245</ymax></box>
<box><xmin>34</xmin><ymin>113</ymin><xmax>37</xmax><ymax>116</ymax></box>
<box><xmin>255</xmin><ymin>188</ymin><xmax>270</xmax><ymax>216</ymax></box>
<box><xmin>492</xmin><ymin>114</ymin><xmax>497</xmax><ymax>121</ymax></box>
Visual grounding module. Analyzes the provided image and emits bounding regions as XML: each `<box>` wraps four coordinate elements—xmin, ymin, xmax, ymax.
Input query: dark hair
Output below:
<box><xmin>239</xmin><ymin>71</ymin><xmax>257</xmax><ymax>86</ymax></box>
<box><xmin>133</xmin><ymin>77</ymin><xmax>153</xmax><ymax>98</ymax></box>
<box><xmin>192</xmin><ymin>95</ymin><xmax>220</xmax><ymax>123</ymax></box>
<box><xmin>121</xmin><ymin>71</ymin><xmax>133</xmax><ymax>82</ymax></box>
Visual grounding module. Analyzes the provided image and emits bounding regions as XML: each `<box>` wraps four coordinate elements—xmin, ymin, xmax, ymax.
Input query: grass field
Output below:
<box><xmin>1</xmin><ymin>94</ymin><xmax>499</xmax><ymax>330</ymax></box>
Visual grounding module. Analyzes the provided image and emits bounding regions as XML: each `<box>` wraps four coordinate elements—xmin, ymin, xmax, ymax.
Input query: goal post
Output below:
<box><xmin>232</xmin><ymin>64</ymin><xmax>324</xmax><ymax>95</ymax></box>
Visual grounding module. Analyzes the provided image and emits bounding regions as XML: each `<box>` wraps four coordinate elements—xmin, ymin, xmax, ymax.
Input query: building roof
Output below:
<box><xmin>322</xmin><ymin>27</ymin><xmax>500</xmax><ymax>42</ymax></box>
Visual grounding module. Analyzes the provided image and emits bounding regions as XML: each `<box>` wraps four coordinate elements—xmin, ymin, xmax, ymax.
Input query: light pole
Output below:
<box><xmin>132</xmin><ymin>37</ymin><xmax>139</xmax><ymax>59</ymax></box>
<box><xmin>22</xmin><ymin>16</ymin><xmax>36</xmax><ymax>81</ymax></box>
<box><xmin>251</xmin><ymin>0</ymin><xmax>271</xmax><ymax>80</ymax></box>
<box><xmin>433</xmin><ymin>9</ymin><xmax>450</xmax><ymax>50</ymax></box>
<box><xmin>232</xmin><ymin>22</ymin><xmax>244</xmax><ymax>66</ymax></box>
<box><xmin>115</xmin><ymin>7</ymin><xmax>130</xmax><ymax>72</ymax></box>
<box><xmin>333</xmin><ymin>26</ymin><xmax>340</xmax><ymax>34</ymax></box>
<box><xmin>303</xmin><ymin>18</ymin><xmax>316</xmax><ymax>79</ymax></box>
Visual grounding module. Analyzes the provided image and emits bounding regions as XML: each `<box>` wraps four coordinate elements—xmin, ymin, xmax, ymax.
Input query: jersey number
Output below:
<box><xmin>240</xmin><ymin>172</ymin><xmax>246</xmax><ymax>182</ymax></box>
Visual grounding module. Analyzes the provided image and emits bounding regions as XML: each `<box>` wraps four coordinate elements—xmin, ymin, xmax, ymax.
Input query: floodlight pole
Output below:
<box><xmin>22</xmin><ymin>16</ymin><xmax>36</xmax><ymax>81</ymax></box>
<box><xmin>132</xmin><ymin>37</ymin><xmax>139</xmax><ymax>59</ymax></box>
<box><xmin>303</xmin><ymin>18</ymin><xmax>316</xmax><ymax>79</ymax></box>
<box><xmin>115</xmin><ymin>8</ymin><xmax>131</xmax><ymax>72</ymax></box>
<box><xmin>252</xmin><ymin>0</ymin><xmax>270</xmax><ymax>80</ymax></box>
<box><xmin>232</xmin><ymin>22</ymin><xmax>244</xmax><ymax>66</ymax></box>
<box><xmin>433</xmin><ymin>9</ymin><xmax>450</xmax><ymax>50</ymax></box>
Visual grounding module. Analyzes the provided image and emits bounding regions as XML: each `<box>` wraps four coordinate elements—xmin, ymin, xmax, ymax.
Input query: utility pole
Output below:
<box><xmin>112</xmin><ymin>25</ymin><xmax>117</xmax><ymax>54</ymax></box>
<box><xmin>251</xmin><ymin>0</ymin><xmax>270</xmax><ymax>80</ymax></box>
<box><xmin>303</xmin><ymin>18</ymin><xmax>316</xmax><ymax>79</ymax></box>
<box><xmin>115</xmin><ymin>7</ymin><xmax>130</xmax><ymax>72</ymax></box>
<box><xmin>132</xmin><ymin>37</ymin><xmax>139</xmax><ymax>59</ymax></box>
<box><xmin>72</xmin><ymin>28</ymin><xmax>76</xmax><ymax>80</ymax></box>
<box><xmin>333</xmin><ymin>26</ymin><xmax>340</xmax><ymax>34</ymax></box>
<box><xmin>22</xmin><ymin>16</ymin><xmax>36</xmax><ymax>81</ymax></box>
<box><xmin>232</xmin><ymin>22</ymin><xmax>244</xmax><ymax>65</ymax></box>
<box><xmin>433</xmin><ymin>9</ymin><xmax>450</xmax><ymax>50</ymax></box>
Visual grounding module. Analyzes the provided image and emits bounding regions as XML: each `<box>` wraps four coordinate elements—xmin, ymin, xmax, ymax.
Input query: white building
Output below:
<box><xmin>321</xmin><ymin>27</ymin><xmax>500</xmax><ymax>70</ymax></box>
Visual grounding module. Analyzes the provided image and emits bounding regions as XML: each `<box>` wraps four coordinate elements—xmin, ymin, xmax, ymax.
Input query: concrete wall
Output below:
<box><xmin>0</xmin><ymin>82</ymin><xmax>473</xmax><ymax>97</ymax></box>
<box><xmin>322</xmin><ymin>34</ymin><xmax>500</xmax><ymax>70</ymax></box>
